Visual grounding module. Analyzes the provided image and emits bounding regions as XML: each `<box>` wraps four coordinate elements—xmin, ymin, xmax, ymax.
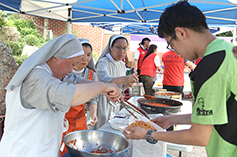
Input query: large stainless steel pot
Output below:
<box><xmin>137</xmin><ymin>98</ymin><xmax>183</xmax><ymax>114</ymax></box>
<box><xmin>63</xmin><ymin>130</ymin><xmax>129</xmax><ymax>157</ymax></box>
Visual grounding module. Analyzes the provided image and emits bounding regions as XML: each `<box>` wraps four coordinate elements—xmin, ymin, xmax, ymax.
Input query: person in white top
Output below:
<box><xmin>93</xmin><ymin>35</ymin><xmax>139</xmax><ymax>129</ymax></box>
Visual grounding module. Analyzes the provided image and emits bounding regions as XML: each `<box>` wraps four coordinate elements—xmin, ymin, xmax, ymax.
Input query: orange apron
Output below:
<box><xmin>60</xmin><ymin>69</ymin><xmax>94</xmax><ymax>156</ymax></box>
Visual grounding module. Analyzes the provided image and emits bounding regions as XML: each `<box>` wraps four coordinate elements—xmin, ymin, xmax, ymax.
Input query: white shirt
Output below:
<box><xmin>154</xmin><ymin>55</ymin><xmax>161</xmax><ymax>67</ymax></box>
<box><xmin>134</xmin><ymin>45</ymin><xmax>146</xmax><ymax>60</ymax></box>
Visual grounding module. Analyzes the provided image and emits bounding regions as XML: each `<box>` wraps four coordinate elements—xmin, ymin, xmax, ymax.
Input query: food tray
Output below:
<box><xmin>155</xmin><ymin>91</ymin><xmax>182</xmax><ymax>101</ymax></box>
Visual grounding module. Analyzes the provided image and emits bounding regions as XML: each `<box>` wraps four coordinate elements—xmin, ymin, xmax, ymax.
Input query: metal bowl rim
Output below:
<box><xmin>63</xmin><ymin>130</ymin><xmax>130</xmax><ymax>155</ymax></box>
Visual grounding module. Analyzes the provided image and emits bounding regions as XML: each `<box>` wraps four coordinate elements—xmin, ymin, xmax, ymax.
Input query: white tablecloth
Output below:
<box><xmin>125</xmin><ymin>97</ymin><xmax>193</xmax><ymax>152</ymax></box>
<box><xmin>99</xmin><ymin>97</ymin><xmax>193</xmax><ymax>156</ymax></box>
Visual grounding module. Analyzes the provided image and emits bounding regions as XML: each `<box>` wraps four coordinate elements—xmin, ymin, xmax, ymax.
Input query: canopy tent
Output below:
<box><xmin>91</xmin><ymin>22</ymin><xmax>158</xmax><ymax>35</ymax></box>
<box><xmin>0</xmin><ymin>0</ymin><xmax>236</xmax><ymax>25</ymax></box>
<box><xmin>91</xmin><ymin>22</ymin><xmax>235</xmax><ymax>35</ymax></box>
<box><xmin>0</xmin><ymin>0</ymin><xmax>236</xmax><ymax>41</ymax></box>
<box><xmin>210</xmin><ymin>25</ymin><xmax>235</xmax><ymax>35</ymax></box>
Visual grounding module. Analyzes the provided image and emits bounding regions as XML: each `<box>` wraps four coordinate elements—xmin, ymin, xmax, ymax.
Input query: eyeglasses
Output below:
<box><xmin>166</xmin><ymin>32</ymin><xmax>176</xmax><ymax>52</ymax></box>
<box><xmin>113</xmin><ymin>45</ymin><xmax>129</xmax><ymax>51</ymax></box>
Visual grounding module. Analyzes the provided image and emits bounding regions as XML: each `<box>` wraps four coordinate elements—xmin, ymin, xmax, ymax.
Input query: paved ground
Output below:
<box><xmin>167</xmin><ymin>146</ymin><xmax>207</xmax><ymax>157</ymax></box>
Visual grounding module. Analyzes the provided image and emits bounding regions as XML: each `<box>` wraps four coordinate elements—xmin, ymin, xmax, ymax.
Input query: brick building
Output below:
<box><xmin>21</xmin><ymin>15</ymin><xmax>133</xmax><ymax>62</ymax></box>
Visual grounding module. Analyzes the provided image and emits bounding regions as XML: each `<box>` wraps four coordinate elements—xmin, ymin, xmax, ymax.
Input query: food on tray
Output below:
<box><xmin>156</xmin><ymin>92</ymin><xmax>181</xmax><ymax>96</ymax></box>
<box><xmin>145</xmin><ymin>102</ymin><xmax>173</xmax><ymax>107</ymax></box>
<box><xmin>128</xmin><ymin>120</ymin><xmax>157</xmax><ymax>131</ymax></box>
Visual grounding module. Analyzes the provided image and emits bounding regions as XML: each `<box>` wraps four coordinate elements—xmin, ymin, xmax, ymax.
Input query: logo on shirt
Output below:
<box><xmin>196</xmin><ymin>98</ymin><xmax>213</xmax><ymax>116</ymax></box>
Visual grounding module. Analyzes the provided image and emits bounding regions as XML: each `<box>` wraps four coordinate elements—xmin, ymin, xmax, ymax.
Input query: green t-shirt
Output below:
<box><xmin>190</xmin><ymin>38</ymin><xmax>237</xmax><ymax>157</ymax></box>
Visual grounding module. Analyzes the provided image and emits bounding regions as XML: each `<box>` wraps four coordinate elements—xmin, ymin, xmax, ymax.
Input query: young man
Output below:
<box><xmin>123</xmin><ymin>2</ymin><xmax>237</xmax><ymax>157</ymax></box>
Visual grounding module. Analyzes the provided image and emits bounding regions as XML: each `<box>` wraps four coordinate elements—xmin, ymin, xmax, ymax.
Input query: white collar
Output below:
<box><xmin>106</xmin><ymin>53</ymin><xmax>120</xmax><ymax>64</ymax></box>
<box><xmin>140</xmin><ymin>45</ymin><xmax>146</xmax><ymax>50</ymax></box>
<box><xmin>72</xmin><ymin>68</ymin><xmax>85</xmax><ymax>74</ymax></box>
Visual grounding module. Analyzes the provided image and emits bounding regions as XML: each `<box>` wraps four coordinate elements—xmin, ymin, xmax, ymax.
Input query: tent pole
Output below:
<box><xmin>67</xmin><ymin>21</ymin><xmax>72</xmax><ymax>34</ymax></box>
<box><xmin>67</xmin><ymin>7</ymin><xmax>72</xmax><ymax>34</ymax></box>
<box><xmin>234</xmin><ymin>25</ymin><xmax>237</xmax><ymax>45</ymax></box>
<box><xmin>100</xmin><ymin>29</ymin><xmax>104</xmax><ymax>55</ymax></box>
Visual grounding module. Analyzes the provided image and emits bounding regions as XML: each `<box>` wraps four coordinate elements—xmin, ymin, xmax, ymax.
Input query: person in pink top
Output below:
<box><xmin>162</xmin><ymin>50</ymin><xmax>195</xmax><ymax>97</ymax></box>
<box><xmin>140</xmin><ymin>44</ymin><xmax>164</xmax><ymax>95</ymax></box>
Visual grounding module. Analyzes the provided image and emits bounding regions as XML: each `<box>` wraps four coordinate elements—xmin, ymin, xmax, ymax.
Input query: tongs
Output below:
<box><xmin>119</xmin><ymin>100</ymin><xmax>150</xmax><ymax>119</ymax></box>
<box><xmin>119</xmin><ymin>100</ymin><xmax>138</xmax><ymax>119</ymax></box>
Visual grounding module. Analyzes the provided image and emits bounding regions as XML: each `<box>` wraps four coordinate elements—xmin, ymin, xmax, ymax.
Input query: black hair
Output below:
<box><xmin>158</xmin><ymin>1</ymin><xmax>208</xmax><ymax>39</ymax></box>
<box><xmin>142</xmin><ymin>44</ymin><xmax>157</xmax><ymax>61</ymax></box>
<box><xmin>111</xmin><ymin>37</ymin><xmax>129</xmax><ymax>46</ymax></box>
<box><xmin>233</xmin><ymin>46</ymin><xmax>237</xmax><ymax>54</ymax></box>
<box><xmin>139</xmin><ymin>37</ymin><xmax>151</xmax><ymax>45</ymax></box>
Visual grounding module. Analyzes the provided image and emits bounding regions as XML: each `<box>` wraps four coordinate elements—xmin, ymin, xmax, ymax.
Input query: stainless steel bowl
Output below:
<box><xmin>63</xmin><ymin>130</ymin><xmax>129</xmax><ymax>157</ymax></box>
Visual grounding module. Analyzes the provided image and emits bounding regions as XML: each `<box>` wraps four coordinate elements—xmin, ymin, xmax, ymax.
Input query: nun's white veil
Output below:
<box><xmin>78</xmin><ymin>38</ymin><xmax>95</xmax><ymax>72</ymax></box>
<box><xmin>6</xmin><ymin>34</ymin><xmax>84</xmax><ymax>91</ymax></box>
<box><xmin>95</xmin><ymin>35</ymin><xmax>128</xmax><ymax>68</ymax></box>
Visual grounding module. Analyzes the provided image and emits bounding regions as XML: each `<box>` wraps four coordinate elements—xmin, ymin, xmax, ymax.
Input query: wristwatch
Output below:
<box><xmin>146</xmin><ymin>129</ymin><xmax>158</xmax><ymax>144</ymax></box>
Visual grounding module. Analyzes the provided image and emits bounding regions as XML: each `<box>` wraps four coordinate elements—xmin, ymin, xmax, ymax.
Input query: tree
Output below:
<box><xmin>216</xmin><ymin>31</ymin><xmax>233</xmax><ymax>37</ymax></box>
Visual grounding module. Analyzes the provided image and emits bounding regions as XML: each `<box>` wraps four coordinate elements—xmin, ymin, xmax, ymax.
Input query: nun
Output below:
<box><xmin>93</xmin><ymin>35</ymin><xmax>138</xmax><ymax>130</ymax></box>
<box><xmin>0</xmin><ymin>34</ymin><xmax>122</xmax><ymax>157</ymax></box>
<box><xmin>60</xmin><ymin>39</ymin><xmax>98</xmax><ymax>156</ymax></box>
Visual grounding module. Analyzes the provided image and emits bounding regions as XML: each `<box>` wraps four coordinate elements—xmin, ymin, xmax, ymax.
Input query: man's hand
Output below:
<box><xmin>123</xmin><ymin>127</ymin><xmax>147</xmax><ymax>140</ymax></box>
<box><xmin>151</xmin><ymin>115</ymin><xmax>173</xmax><ymax>129</ymax></box>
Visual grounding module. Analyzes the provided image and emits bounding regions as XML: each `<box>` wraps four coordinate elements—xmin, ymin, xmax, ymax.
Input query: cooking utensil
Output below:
<box><xmin>120</xmin><ymin>101</ymin><xmax>138</xmax><ymax>119</ymax></box>
<box><xmin>120</xmin><ymin>101</ymin><xmax>143</xmax><ymax>117</ymax></box>
<box><xmin>63</xmin><ymin>130</ymin><xmax>129</xmax><ymax>157</ymax></box>
<box><xmin>124</xmin><ymin>100</ymin><xmax>150</xmax><ymax>119</ymax></box>
<box><xmin>144</xmin><ymin>87</ymin><xmax>156</xmax><ymax>96</ymax></box>
<box><xmin>137</xmin><ymin>98</ymin><xmax>183</xmax><ymax>114</ymax></box>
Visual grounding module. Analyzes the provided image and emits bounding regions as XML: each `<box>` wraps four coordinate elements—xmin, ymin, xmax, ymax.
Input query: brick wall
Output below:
<box><xmin>72</xmin><ymin>24</ymin><xmax>104</xmax><ymax>57</ymax></box>
<box><xmin>21</xmin><ymin>14</ymin><xmax>134</xmax><ymax>63</ymax></box>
